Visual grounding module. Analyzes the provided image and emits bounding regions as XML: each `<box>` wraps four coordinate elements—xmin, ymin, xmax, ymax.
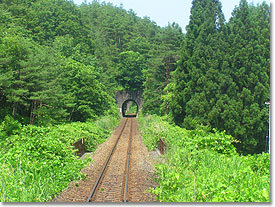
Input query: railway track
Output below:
<box><xmin>86</xmin><ymin>118</ymin><xmax>133</xmax><ymax>202</ymax></box>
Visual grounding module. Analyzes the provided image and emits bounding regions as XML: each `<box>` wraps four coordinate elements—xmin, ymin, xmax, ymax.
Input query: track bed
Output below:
<box><xmin>53</xmin><ymin>117</ymin><xmax>156</xmax><ymax>202</ymax></box>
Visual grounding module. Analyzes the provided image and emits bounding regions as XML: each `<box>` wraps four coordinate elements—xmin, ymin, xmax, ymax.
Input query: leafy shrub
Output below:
<box><xmin>0</xmin><ymin>115</ymin><xmax>22</xmax><ymax>137</ymax></box>
<box><xmin>138</xmin><ymin>114</ymin><xmax>237</xmax><ymax>156</ymax></box>
<box><xmin>138</xmin><ymin>115</ymin><xmax>270</xmax><ymax>202</ymax></box>
<box><xmin>0</xmin><ymin>125</ymin><xmax>88</xmax><ymax>202</ymax></box>
<box><xmin>0</xmin><ymin>115</ymin><xmax>22</xmax><ymax>154</ymax></box>
<box><xmin>0</xmin><ymin>115</ymin><xmax>120</xmax><ymax>202</ymax></box>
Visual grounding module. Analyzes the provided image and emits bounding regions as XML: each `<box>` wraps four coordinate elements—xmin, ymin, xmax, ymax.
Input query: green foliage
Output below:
<box><xmin>0</xmin><ymin>0</ymin><xmax>172</xmax><ymax>124</ymax></box>
<box><xmin>152</xmin><ymin>150</ymin><xmax>270</xmax><ymax>202</ymax></box>
<box><xmin>0</xmin><ymin>0</ymin><xmax>270</xmax><ymax>155</ymax></box>
<box><xmin>0</xmin><ymin>115</ymin><xmax>120</xmax><ymax>202</ymax></box>
<box><xmin>138</xmin><ymin>115</ymin><xmax>270</xmax><ymax>202</ymax></box>
<box><xmin>142</xmin><ymin>23</ymin><xmax>184</xmax><ymax>115</ymax></box>
<box><xmin>0</xmin><ymin>0</ymin><xmax>270</xmax><ymax>201</ymax></box>
<box><xmin>0</xmin><ymin>0</ymin><xmax>121</xmax><ymax>124</ymax></box>
<box><xmin>78</xmin><ymin>1</ymin><xmax>162</xmax><ymax>93</ymax></box>
<box><xmin>0</xmin><ymin>115</ymin><xmax>22</xmax><ymax>137</ymax></box>
<box><xmin>122</xmin><ymin>100</ymin><xmax>138</xmax><ymax>116</ymax></box>
<box><xmin>116</xmin><ymin>51</ymin><xmax>146</xmax><ymax>91</ymax></box>
<box><xmin>59</xmin><ymin>58</ymin><xmax>114</xmax><ymax>122</ymax></box>
<box><xmin>139</xmin><ymin>114</ymin><xmax>237</xmax><ymax>155</ymax></box>
<box><xmin>166</xmin><ymin>0</ymin><xmax>270</xmax><ymax>154</ymax></box>
<box><xmin>0</xmin><ymin>125</ymin><xmax>88</xmax><ymax>202</ymax></box>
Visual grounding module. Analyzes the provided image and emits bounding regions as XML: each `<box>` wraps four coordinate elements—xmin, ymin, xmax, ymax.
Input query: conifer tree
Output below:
<box><xmin>143</xmin><ymin>23</ymin><xmax>184</xmax><ymax>115</ymax></box>
<box><xmin>0</xmin><ymin>35</ymin><xmax>32</xmax><ymax>118</ymax></box>
<box><xmin>223</xmin><ymin>0</ymin><xmax>270</xmax><ymax>153</ymax></box>
<box><xmin>167</xmin><ymin>0</ymin><xmax>225</xmax><ymax>125</ymax></box>
<box><xmin>167</xmin><ymin>0</ymin><xmax>270</xmax><ymax>154</ymax></box>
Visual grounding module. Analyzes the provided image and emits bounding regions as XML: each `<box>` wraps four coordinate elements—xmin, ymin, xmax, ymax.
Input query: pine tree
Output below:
<box><xmin>0</xmin><ymin>35</ymin><xmax>32</xmax><ymax>118</ymax></box>
<box><xmin>143</xmin><ymin>23</ymin><xmax>184</xmax><ymax>115</ymax></box>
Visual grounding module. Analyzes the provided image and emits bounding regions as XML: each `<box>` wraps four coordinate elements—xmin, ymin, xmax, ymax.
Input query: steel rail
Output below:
<box><xmin>123</xmin><ymin>118</ymin><xmax>133</xmax><ymax>202</ymax></box>
<box><xmin>86</xmin><ymin>118</ymin><xmax>129</xmax><ymax>202</ymax></box>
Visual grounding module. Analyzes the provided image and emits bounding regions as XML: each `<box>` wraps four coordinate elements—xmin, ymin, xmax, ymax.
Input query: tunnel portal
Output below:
<box><xmin>115</xmin><ymin>90</ymin><xmax>143</xmax><ymax>117</ymax></box>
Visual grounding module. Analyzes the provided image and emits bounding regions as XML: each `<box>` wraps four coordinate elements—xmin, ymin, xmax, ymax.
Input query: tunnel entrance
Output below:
<box><xmin>115</xmin><ymin>90</ymin><xmax>142</xmax><ymax>117</ymax></box>
<box><xmin>122</xmin><ymin>99</ymin><xmax>138</xmax><ymax>117</ymax></box>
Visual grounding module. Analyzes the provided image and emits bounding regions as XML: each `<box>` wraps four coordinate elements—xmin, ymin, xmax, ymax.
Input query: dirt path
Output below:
<box><xmin>52</xmin><ymin>117</ymin><xmax>156</xmax><ymax>202</ymax></box>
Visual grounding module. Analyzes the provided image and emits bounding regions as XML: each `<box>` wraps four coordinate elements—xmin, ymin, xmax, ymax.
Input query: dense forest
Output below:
<box><xmin>0</xmin><ymin>0</ymin><xmax>182</xmax><ymax>122</ymax></box>
<box><xmin>0</xmin><ymin>0</ymin><xmax>270</xmax><ymax>202</ymax></box>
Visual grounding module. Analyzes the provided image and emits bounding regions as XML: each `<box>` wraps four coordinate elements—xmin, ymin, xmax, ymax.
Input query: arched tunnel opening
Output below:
<box><xmin>122</xmin><ymin>99</ymin><xmax>138</xmax><ymax>117</ymax></box>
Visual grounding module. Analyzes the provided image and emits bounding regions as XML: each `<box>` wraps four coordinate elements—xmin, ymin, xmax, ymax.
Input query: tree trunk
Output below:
<box><xmin>165</xmin><ymin>57</ymin><xmax>170</xmax><ymax>114</ymax></box>
<box><xmin>30</xmin><ymin>100</ymin><xmax>37</xmax><ymax>124</ymax></box>
<box><xmin>118</xmin><ymin>34</ymin><xmax>122</xmax><ymax>51</ymax></box>
<box><xmin>12</xmin><ymin>102</ymin><xmax>17</xmax><ymax>118</ymax></box>
<box><xmin>166</xmin><ymin>57</ymin><xmax>170</xmax><ymax>85</ymax></box>
<box><xmin>36</xmin><ymin>101</ymin><xmax>43</xmax><ymax>123</ymax></box>
<box><xmin>69</xmin><ymin>108</ymin><xmax>75</xmax><ymax>121</ymax></box>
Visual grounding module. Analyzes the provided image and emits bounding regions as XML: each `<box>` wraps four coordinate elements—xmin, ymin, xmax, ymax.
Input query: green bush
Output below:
<box><xmin>138</xmin><ymin>115</ymin><xmax>270</xmax><ymax>202</ymax></box>
<box><xmin>0</xmin><ymin>125</ymin><xmax>88</xmax><ymax>202</ymax></box>
<box><xmin>0</xmin><ymin>115</ymin><xmax>120</xmax><ymax>202</ymax></box>
<box><xmin>0</xmin><ymin>115</ymin><xmax>22</xmax><ymax>137</ymax></box>
<box><xmin>138</xmin><ymin>114</ymin><xmax>237</xmax><ymax>156</ymax></box>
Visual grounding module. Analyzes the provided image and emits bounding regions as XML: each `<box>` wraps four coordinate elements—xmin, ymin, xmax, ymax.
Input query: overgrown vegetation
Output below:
<box><xmin>138</xmin><ymin>115</ymin><xmax>270</xmax><ymax>202</ymax></box>
<box><xmin>0</xmin><ymin>115</ymin><xmax>120</xmax><ymax>202</ymax></box>
<box><xmin>0</xmin><ymin>0</ymin><xmax>270</xmax><ymax>202</ymax></box>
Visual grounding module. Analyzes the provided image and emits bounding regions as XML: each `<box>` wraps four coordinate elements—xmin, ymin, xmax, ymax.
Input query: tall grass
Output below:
<box><xmin>1</xmin><ymin>164</ymin><xmax>58</xmax><ymax>202</ymax></box>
